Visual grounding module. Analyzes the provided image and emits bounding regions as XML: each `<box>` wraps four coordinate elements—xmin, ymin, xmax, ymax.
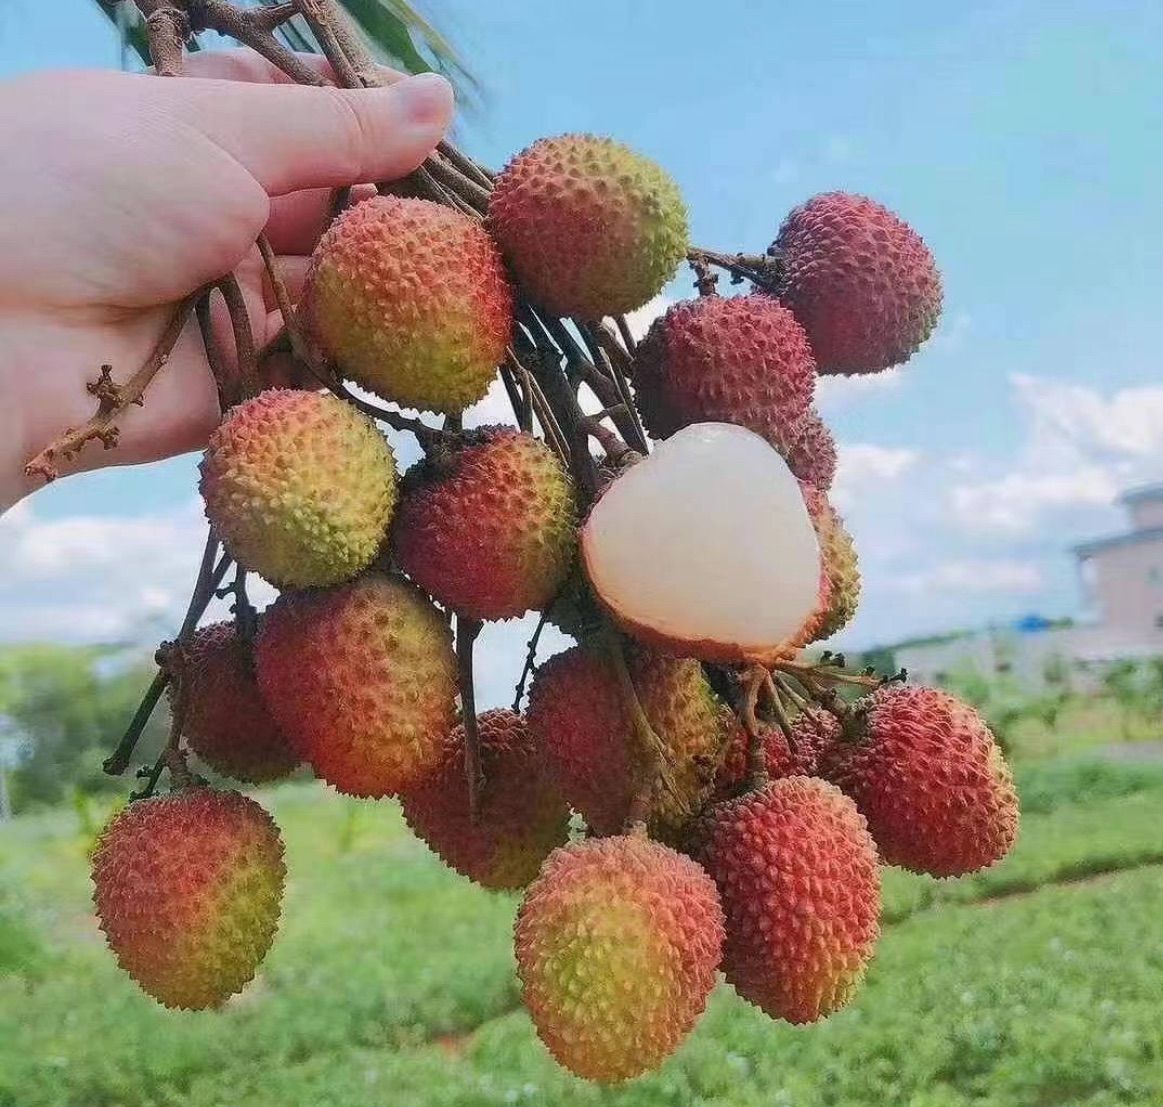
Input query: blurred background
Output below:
<box><xmin>1</xmin><ymin>2</ymin><xmax>1162</xmax><ymax>1105</ymax></box>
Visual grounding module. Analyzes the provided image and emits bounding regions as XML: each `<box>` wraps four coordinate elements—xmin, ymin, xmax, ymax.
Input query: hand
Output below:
<box><xmin>0</xmin><ymin>50</ymin><xmax>454</xmax><ymax>511</ymax></box>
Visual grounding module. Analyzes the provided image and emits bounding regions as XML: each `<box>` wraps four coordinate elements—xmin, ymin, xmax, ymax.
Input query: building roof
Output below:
<box><xmin>1074</xmin><ymin>525</ymin><xmax>1163</xmax><ymax>558</ymax></box>
<box><xmin>1121</xmin><ymin>483</ymin><xmax>1163</xmax><ymax>505</ymax></box>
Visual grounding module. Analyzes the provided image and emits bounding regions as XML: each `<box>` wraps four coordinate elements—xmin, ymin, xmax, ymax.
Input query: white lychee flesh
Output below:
<box><xmin>581</xmin><ymin>423</ymin><xmax>820</xmax><ymax>663</ymax></box>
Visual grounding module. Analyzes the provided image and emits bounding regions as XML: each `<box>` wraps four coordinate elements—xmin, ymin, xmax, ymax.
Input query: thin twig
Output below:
<box><xmin>25</xmin><ymin>288</ymin><xmax>205</xmax><ymax>483</ymax></box>
<box><xmin>512</xmin><ymin>610</ymin><xmax>549</xmax><ymax>712</ymax></box>
<box><xmin>686</xmin><ymin>246</ymin><xmax>784</xmax><ymax>292</ymax></box>
<box><xmin>614</xmin><ymin>314</ymin><xmax>638</xmax><ymax>354</ymax></box>
<box><xmin>195</xmin><ymin>290</ymin><xmax>233</xmax><ymax>408</ymax></box>
<box><xmin>135</xmin><ymin>0</ymin><xmax>189</xmax><ymax>76</ymax></box>
<box><xmin>216</xmin><ymin>273</ymin><xmax>257</xmax><ymax>403</ymax></box>
<box><xmin>456</xmin><ymin>616</ymin><xmax>484</xmax><ymax>823</ymax></box>
<box><xmin>438</xmin><ymin>140</ymin><xmax>495</xmax><ymax>187</ymax></box>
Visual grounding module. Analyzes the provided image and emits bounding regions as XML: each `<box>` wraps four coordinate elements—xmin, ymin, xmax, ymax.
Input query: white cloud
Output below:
<box><xmin>950</xmin><ymin>375</ymin><xmax>1163</xmax><ymax>534</ymax></box>
<box><xmin>831</xmin><ymin>443</ymin><xmax>920</xmax><ymax>512</ymax></box>
<box><xmin>889</xmin><ymin>558</ymin><xmax>1043</xmax><ymax>597</ymax></box>
<box><xmin>623</xmin><ymin>295</ymin><xmax>673</xmax><ymax>341</ymax></box>
<box><xmin>816</xmin><ymin>367</ymin><xmax>903</xmax><ymax>408</ymax></box>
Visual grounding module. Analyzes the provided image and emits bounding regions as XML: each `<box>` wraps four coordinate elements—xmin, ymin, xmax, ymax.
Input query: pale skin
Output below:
<box><xmin>0</xmin><ymin>50</ymin><xmax>455</xmax><ymax>512</ymax></box>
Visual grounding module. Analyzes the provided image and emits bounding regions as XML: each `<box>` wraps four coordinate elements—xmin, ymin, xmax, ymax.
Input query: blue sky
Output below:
<box><xmin>2</xmin><ymin>0</ymin><xmax>1162</xmax><ymax>698</ymax></box>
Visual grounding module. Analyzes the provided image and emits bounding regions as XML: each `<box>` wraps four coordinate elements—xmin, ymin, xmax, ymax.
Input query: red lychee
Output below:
<box><xmin>820</xmin><ymin>685</ymin><xmax>1019</xmax><ymax>876</ymax></box>
<box><xmin>631</xmin><ymin>294</ymin><xmax>816</xmax><ymax>448</ymax></box>
<box><xmin>392</xmin><ymin>428</ymin><xmax>578</xmax><ymax>621</ymax></box>
<box><xmin>696</xmin><ymin>776</ymin><xmax>880</xmax><ymax>1024</ymax></box>
<box><xmin>775</xmin><ymin>191</ymin><xmax>942</xmax><ymax>375</ymax></box>
<box><xmin>400</xmin><ymin>709</ymin><xmax>570</xmax><ymax>890</ymax></box>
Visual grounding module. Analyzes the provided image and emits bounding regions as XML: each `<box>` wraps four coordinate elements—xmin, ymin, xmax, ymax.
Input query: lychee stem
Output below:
<box><xmin>456</xmin><ymin>616</ymin><xmax>485</xmax><ymax>824</ymax></box>
<box><xmin>512</xmin><ymin>610</ymin><xmax>550</xmax><ymax>712</ymax></box>
<box><xmin>739</xmin><ymin>666</ymin><xmax>769</xmax><ymax>791</ymax></box>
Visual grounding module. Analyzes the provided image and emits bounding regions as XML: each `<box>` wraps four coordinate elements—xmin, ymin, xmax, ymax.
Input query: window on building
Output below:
<box><xmin>1155</xmin><ymin>613</ymin><xmax>1163</xmax><ymax>630</ymax></box>
<box><xmin>995</xmin><ymin>661</ymin><xmax>1013</xmax><ymax>674</ymax></box>
<box><xmin>1151</xmin><ymin>567</ymin><xmax>1163</xmax><ymax>587</ymax></box>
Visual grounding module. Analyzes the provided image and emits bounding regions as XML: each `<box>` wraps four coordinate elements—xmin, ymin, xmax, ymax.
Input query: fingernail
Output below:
<box><xmin>393</xmin><ymin>72</ymin><xmax>453</xmax><ymax>127</ymax></box>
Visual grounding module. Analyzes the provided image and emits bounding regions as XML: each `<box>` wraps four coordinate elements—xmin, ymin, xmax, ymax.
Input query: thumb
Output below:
<box><xmin>163</xmin><ymin>71</ymin><xmax>454</xmax><ymax>196</ymax></box>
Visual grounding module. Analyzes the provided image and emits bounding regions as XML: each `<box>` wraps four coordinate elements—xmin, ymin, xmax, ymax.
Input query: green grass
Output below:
<box><xmin>2</xmin><ymin>770</ymin><xmax>1163</xmax><ymax>1107</ymax></box>
<box><xmin>1004</xmin><ymin>696</ymin><xmax>1162</xmax><ymax>762</ymax></box>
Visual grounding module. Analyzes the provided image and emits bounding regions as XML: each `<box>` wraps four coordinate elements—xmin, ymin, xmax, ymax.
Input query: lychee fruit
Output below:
<box><xmin>527</xmin><ymin>642</ymin><xmax>726</xmax><ymax>836</ymax></box>
<box><xmin>400</xmin><ymin>709</ymin><xmax>570</xmax><ymax>890</ymax></box>
<box><xmin>631</xmin><ymin>294</ymin><xmax>816</xmax><ymax>448</ymax></box>
<box><xmin>712</xmin><ymin>706</ymin><xmax>841</xmax><ymax>801</ymax></box>
<box><xmin>489</xmin><ymin>133</ymin><xmax>688</xmax><ymax>319</ymax></box>
<box><xmin>543</xmin><ymin>566</ymin><xmax>605</xmax><ymax>641</ymax></box>
<box><xmin>820</xmin><ymin>685</ymin><xmax>1019</xmax><ymax>876</ymax></box>
<box><xmin>775</xmin><ymin>191</ymin><xmax>942</xmax><ymax>375</ymax></box>
<box><xmin>780</xmin><ymin>407</ymin><xmax>837</xmax><ymax>491</ymax></box>
<box><xmin>797</xmin><ymin>483</ymin><xmax>861</xmax><ymax>644</ymax></box>
<box><xmin>169</xmin><ymin>621</ymin><xmax>298</xmax><ymax>784</ymax></box>
<box><xmin>91</xmin><ymin>788</ymin><xmax>285</xmax><ymax>1010</ymax></box>
<box><xmin>256</xmin><ymin>573</ymin><xmax>457</xmax><ymax>798</ymax></box>
<box><xmin>392</xmin><ymin>428</ymin><xmax>578</xmax><ymax>621</ymax></box>
<box><xmin>303</xmin><ymin>195</ymin><xmax>513</xmax><ymax>413</ymax></box>
<box><xmin>696</xmin><ymin>776</ymin><xmax>880</xmax><ymax>1024</ymax></box>
<box><xmin>199</xmin><ymin>389</ymin><xmax>397</xmax><ymax>589</ymax></box>
<box><xmin>515</xmin><ymin>833</ymin><xmax>724</xmax><ymax>1082</ymax></box>
<box><xmin>581</xmin><ymin>422</ymin><xmax>820</xmax><ymax>664</ymax></box>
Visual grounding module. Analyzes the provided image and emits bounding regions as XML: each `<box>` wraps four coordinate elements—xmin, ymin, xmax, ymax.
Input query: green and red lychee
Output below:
<box><xmin>775</xmin><ymin>191</ymin><xmax>942</xmax><ymax>375</ymax></box>
<box><xmin>256</xmin><ymin>573</ymin><xmax>457</xmax><ymax>798</ymax></box>
<box><xmin>527</xmin><ymin>643</ymin><xmax>726</xmax><ymax>836</ymax></box>
<box><xmin>400</xmin><ymin>709</ymin><xmax>570</xmax><ymax>890</ymax></box>
<box><xmin>631</xmin><ymin>294</ymin><xmax>816</xmax><ymax>448</ymax></box>
<box><xmin>821</xmin><ymin>685</ymin><xmax>1019</xmax><ymax>876</ymax></box>
<box><xmin>796</xmin><ymin>483</ymin><xmax>861</xmax><ymax>645</ymax></box>
<box><xmin>169</xmin><ymin>621</ymin><xmax>298</xmax><ymax>785</ymax></box>
<box><xmin>392</xmin><ymin>428</ymin><xmax>578</xmax><ymax>621</ymax></box>
<box><xmin>92</xmin><ymin>788</ymin><xmax>285</xmax><ymax>1010</ymax></box>
<box><xmin>515</xmin><ymin>833</ymin><xmax>724</xmax><ymax>1082</ymax></box>
<box><xmin>489</xmin><ymin>133</ymin><xmax>688</xmax><ymax>319</ymax></box>
<box><xmin>697</xmin><ymin>776</ymin><xmax>880</xmax><ymax>1024</ymax></box>
<box><xmin>199</xmin><ymin>389</ymin><xmax>397</xmax><ymax>589</ymax></box>
<box><xmin>303</xmin><ymin>195</ymin><xmax>513</xmax><ymax>413</ymax></box>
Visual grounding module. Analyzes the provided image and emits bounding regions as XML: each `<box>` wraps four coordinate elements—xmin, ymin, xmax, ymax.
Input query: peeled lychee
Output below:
<box><xmin>781</xmin><ymin>407</ymin><xmax>837</xmax><ymax>491</ymax></box>
<box><xmin>697</xmin><ymin>777</ymin><xmax>880</xmax><ymax>1024</ymax></box>
<box><xmin>632</xmin><ymin>294</ymin><xmax>816</xmax><ymax>447</ymax></box>
<box><xmin>169</xmin><ymin>622</ymin><xmax>298</xmax><ymax>784</ymax></box>
<box><xmin>527</xmin><ymin>643</ymin><xmax>726</xmax><ymax>836</ymax></box>
<box><xmin>713</xmin><ymin>707</ymin><xmax>840</xmax><ymax>801</ymax></box>
<box><xmin>392</xmin><ymin>428</ymin><xmax>578</xmax><ymax>621</ymax></box>
<box><xmin>489</xmin><ymin>134</ymin><xmax>688</xmax><ymax>319</ymax></box>
<box><xmin>515</xmin><ymin>833</ymin><xmax>724</xmax><ymax>1082</ymax></box>
<box><xmin>400</xmin><ymin>709</ymin><xmax>570</xmax><ymax>890</ymax></box>
<box><xmin>821</xmin><ymin>685</ymin><xmax>1019</xmax><ymax>876</ymax></box>
<box><xmin>256</xmin><ymin>573</ymin><xmax>457</xmax><ymax>798</ymax></box>
<box><xmin>303</xmin><ymin>195</ymin><xmax>513</xmax><ymax>413</ymax></box>
<box><xmin>199</xmin><ymin>389</ymin><xmax>396</xmax><ymax>589</ymax></box>
<box><xmin>797</xmin><ymin>483</ymin><xmax>861</xmax><ymax>644</ymax></box>
<box><xmin>92</xmin><ymin>788</ymin><xmax>285</xmax><ymax>1010</ymax></box>
<box><xmin>581</xmin><ymin>423</ymin><xmax>820</xmax><ymax>664</ymax></box>
<box><xmin>775</xmin><ymin>192</ymin><xmax>942</xmax><ymax>375</ymax></box>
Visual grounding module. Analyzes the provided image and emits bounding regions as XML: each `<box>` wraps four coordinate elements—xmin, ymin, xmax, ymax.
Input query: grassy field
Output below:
<box><xmin>2</xmin><ymin>756</ymin><xmax>1163</xmax><ymax>1107</ymax></box>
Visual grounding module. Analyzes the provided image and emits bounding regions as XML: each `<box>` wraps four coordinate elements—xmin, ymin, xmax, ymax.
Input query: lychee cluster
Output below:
<box><xmin>86</xmin><ymin>111</ymin><xmax>1014</xmax><ymax>1091</ymax></box>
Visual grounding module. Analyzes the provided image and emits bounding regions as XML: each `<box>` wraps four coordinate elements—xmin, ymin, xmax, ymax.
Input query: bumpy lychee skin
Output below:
<box><xmin>797</xmin><ymin>484</ymin><xmax>861</xmax><ymax>644</ymax></box>
<box><xmin>489</xmin><ymin>134</ymin><xmax>688</xmax><ymax>319</ymax></box>
<box><xmin>392</xmin><ymin>428</ymin><xmax>578</xmax><ymax>621</ymax></box>
<box><xmin>170</xmin><ymin>622</ymin><xmax>299</xmax><ymax>785</ymax></box>
<box><xmin>821</xmin><ymin>685</ymin><xmax>1019</xmax><ymax>876</ymax></box>
<box><xmin>775</xmin><ymin>192</ymin><xmax>942</xmax><ymax>375</ymax></box>
<box><xmin>303</xmin><ymin>196</ymin><xmax>513</xmax><ymax>412</ymax></box>
<box><xmin>401</xmin><ymin>710</ymin><xmax>570</xmax><ymax>890</ymax></box>
<box><xmin>92</xmin><ymin>788</ymin><xmax>285</xmax><ymax>1010</ymax></box>
<box><xmin>527</xmin><ymin>644</ymin><xmax>726</xmax><ymax>836</ymax></box>
<box><xmin>515</xmin><ymin>834</ymin><xmax>724</xmax><ymax>1082</ymax></box>
<box><xmin>696</xmin><ymin>777</ymin><xmax>880</xmax><ymax>1024</ymax></box>
<box><xmin>200</xmin><ymin>389</ymin><xmax>396</xmax><ymax>589</ymax></box>
<box><xmin>256</xmin><ymin>573</ymin><xmax>457</xmax><ymax>798</ymax></box>
<box><xmin>632</xmin><ymin>295</ymin><xmax>816</xmax><ymax>447</ymax></box>
<box><xmin>781</xmin><ymin>408</ymin><xmax>837</xmax><ymax>491</ymax></box>
<box><xmin>713</xmin><ymin>707</ymin><xmax>841</xmax><ymax>801</ymax></box>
